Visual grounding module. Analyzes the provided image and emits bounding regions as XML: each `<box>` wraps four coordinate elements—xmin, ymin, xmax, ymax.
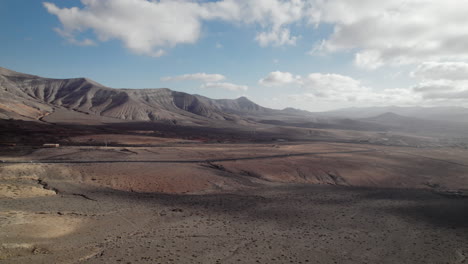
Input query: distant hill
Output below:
<box><xmin>362</xmin><ymin>112</ymin><xmax>417</xmax><ymax>125</ymax></box>
<box><xmin>360</xmin><ymin>112</ymin><xmax>468</xmax><ymax>137</ymax></box>
<box><xmin>324</xmin><ymin>106</ymin><xmax>468</xmax><ymax>124</ymax></box>
<box><xmin>281</xmin><ymin>107</ymin><xmax>314</xmax><ymax>115</ymax></box>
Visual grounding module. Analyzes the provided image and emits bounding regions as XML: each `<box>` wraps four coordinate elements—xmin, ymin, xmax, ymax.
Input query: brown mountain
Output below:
<box><xmin>0</xmin><ymin>67</ymin><xmax>278</xmax><ymax>125</ymax></box>
<box><xmin>3</xmin><ymin>67</ymin><xmax>467</xmax><ymax>139</ymax></box>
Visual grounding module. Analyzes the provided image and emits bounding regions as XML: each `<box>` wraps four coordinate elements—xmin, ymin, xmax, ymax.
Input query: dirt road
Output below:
<box><xmin>1</xmin><ymin>149</ymin><xmax>376</xmax><ymax>164</ymax></box>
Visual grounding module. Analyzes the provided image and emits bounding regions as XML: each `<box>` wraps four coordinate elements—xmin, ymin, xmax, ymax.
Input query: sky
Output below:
<box><xmin>1</xmin><ymin>0</ymin><xmax>468</xmax><ymax>111</ymax></box>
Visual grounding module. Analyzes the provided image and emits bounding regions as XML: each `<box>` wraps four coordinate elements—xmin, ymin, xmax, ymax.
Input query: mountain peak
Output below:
<box><xmin>365</xmin><ymin>112</ymin><xmax>411</xmax><ymax>122</ymax></box>
<box><xmin>80</xmin><ymin>77</ymin><xmax>106</xmax><ymax>87</ymax></box>
<box><xmin>0</xmin><ymin>66</ymin><xmax>37</xmax><ymax>78</ymax></box>
<box><xmin>236</xmin><ymin>96</ymin><xmax>251</xmax><ymax>101</ymax></box>
<box><xmin>283</xmin><ymin>107</ymin><xmax>305</xmax><ymax>112</ymax></box>
<box><xmin>377</xmin><ymin>112</ymin><xmax>402</xmax><ymax>118</ymax></box>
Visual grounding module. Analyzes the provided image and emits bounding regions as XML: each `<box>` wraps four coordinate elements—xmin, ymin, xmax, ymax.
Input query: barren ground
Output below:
<box><xmin>1</xmin><ymin>141</ymin><xmax>467</xmax><ymax>263</ymax></box>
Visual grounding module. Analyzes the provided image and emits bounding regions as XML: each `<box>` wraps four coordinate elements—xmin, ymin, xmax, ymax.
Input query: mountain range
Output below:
<box><xmin>1</xmin><ymin>66</ymin><xmax>467</xmax><ymax>138</ymax></box>
<box><xmin>324</xmin><ymin>105</ymin><xmax>468</xmax><ymax>124</ymax></box>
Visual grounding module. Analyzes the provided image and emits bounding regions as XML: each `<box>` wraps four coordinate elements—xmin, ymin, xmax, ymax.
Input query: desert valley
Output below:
<box><xmin>0</xmin><ymin>66</ymin><xmax>467</xmax><ymax>263</ymax></box>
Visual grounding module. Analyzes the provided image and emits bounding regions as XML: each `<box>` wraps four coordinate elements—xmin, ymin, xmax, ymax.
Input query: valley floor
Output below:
<box><xmin>1</xmin><ymin>184</ymin><xmax>467</xmax><ymax>264</ymax></box>
<box><xmin>1</xmin><ymin>142</ymin><xmax>467</xmax><ymax>263</ymax></box>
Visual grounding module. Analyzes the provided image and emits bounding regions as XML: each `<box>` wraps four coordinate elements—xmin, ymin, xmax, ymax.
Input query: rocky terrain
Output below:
<box><xmin>1</xmin><ymin>67</ymin><xmax>467</xmax><ymax>263</ymax></box>
<box><xmin>2</xmin><ymin>182</ymin><xmax>467</xmax><ymax>264</ymax></box>
<box><xmin>1</xmin><ymin>140</ymin><xmax>468</xmax><ymax>263</ymax></box>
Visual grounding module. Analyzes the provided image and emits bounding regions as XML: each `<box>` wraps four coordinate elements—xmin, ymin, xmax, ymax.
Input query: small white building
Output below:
<box><xmin>42</xmin><ymin>144</ymin><xmax>60</xmax><ymax>148</ymax></box>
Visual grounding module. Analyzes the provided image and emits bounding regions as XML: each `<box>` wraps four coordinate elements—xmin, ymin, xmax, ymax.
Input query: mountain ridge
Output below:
<box><xmin>0</xmin><ymin>67</ymin><xmax>281</xmax><ymax>125</ymax></box>
<box><xmin>325</xmin><ymin>105</ymin><xmax>468</xmax><ymax>123</ymax></box>
<box><xmin>1</xmin><ymin>67</ymin><xmax>467</xmax><ymax>138</ymax></box>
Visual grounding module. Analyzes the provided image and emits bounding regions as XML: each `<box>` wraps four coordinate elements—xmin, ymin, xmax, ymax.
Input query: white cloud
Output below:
<box><xmin>411</xmin><ymin>62</ymin><xmax>468</xmax><ymax>81</ymax></box>
<box><xmin>264</xmin><ymin>68</ymin><xmax>468</xmax><ymax>107</ymax></box>
<box><xmin>256</xmin><ymin>28</ymin><xmax>297</xmax><ymax>47</ymax></box>
<box><xmin>266</xmin><ymin>71</ymin><xmax>421</xmax><ymax>106</ymax></box>
<box><xmin>44</xmin><ymin>0</ymin><xmax>312</xmax><ymax>56</ymax></box>
<box><xmin>423</xmin><ymin>90</ymin><xmax>468</xmax><ymax>100</ymax></box>
<box><xmin>259</xmin><ymin>71</ymin><xmax>301</xmax><ymax>86</ymax></box>
<box><xmin>412</xmin><ymin>80</ymin><xmax>468</xmax><ymax>100</ymax></box>
<box><xmin>237</xmin><ymin>0</ymin><xmax>307</xmax><ymax>47</ymax></box>
<box><xmin>409</xmin><ymin>62</ymin><xmax>468</xmax><ymax>102</ymax></box>
<box><xmin>201</xmin><ymin>82</ymin><xmax>248</xmax><ymax>91</ymax></box>
<box><xmin>354</xmin><ymin>51</ymin><xmax>384</xmax><ymax>70</ymax></box>
<box><xmin>43</xmin><ymin>0</ymin><xmax>468</xmax><ymax>69</ymax></box>
<box><xmin>303</xmin><ymin>73</ymin><xmax>360</xmax><ymax>91</ymax></box>
<box><xmin>259</xmin><ymin>71</ymin><xmax>369</xmax><ymax>98</ymax></box>
<box><xmin>309</xmin><ymin>0</ymin><xmax>468</xmax><ymax>68</ymax></box>
<box><xmin>261</xmin><ymin>68</ymin><xmax>468</xmax><ymax>107</ymax></box>
<box><xmin>412</xmin><ymin>80</ymin><xmax>456</xmax><ymax>93</ymax></box>
<box><xmin>44</xmin><ymin>0</ymin><xmax>204</xmax><ymax>57</ymax></box>
<box><xmin>301</xmin><ymin>73</ymin><xmax>375</xmax><ymax>100</ymax></box>
<box><xmin>161</xmin><ymin>73</ymin><xmax>226</xmax><ymax>83</ymax></box>
<box><xmin>54</xmin><ymin>28</ymin><xmax>96</xmax><ymax>46</ymax></box>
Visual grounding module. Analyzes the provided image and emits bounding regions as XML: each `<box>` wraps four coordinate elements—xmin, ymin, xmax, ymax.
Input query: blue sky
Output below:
<box><xmin>1</xmin><ymin>1</ymin><xmax>468</xmax><ymax>111</ymax></box>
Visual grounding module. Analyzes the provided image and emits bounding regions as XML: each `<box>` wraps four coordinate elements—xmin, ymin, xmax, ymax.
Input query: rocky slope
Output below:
<box><xmin>0</xmin><ymin>67</ymin><xmax>278</xmax><ymax>125</ymax></box>
<box><xmin>2</xmin><ymin>67</ymin><xmax>467</xmax><ymax>139</ymax></box>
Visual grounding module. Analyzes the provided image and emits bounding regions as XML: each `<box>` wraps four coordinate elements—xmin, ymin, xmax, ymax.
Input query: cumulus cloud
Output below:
<box><xmin>44</xmin><ymin>0</ymin><xmax>203</xmax><ymax>57</ymax></box>
<box><xmin>354</xmin><ymin>51</ymin><xmax>384</xmax><ymax>70</ymax></box>
<box><xmin>162</xmin><ymin>73</ymin><xmax>247</xmax><ymax>92</ymax></box>
<box><xmin>237</xmin><ymin>0</ymin><xmax>307</xmax><ymax>47</ymax></box>
<box><xmin>411</xmin><ymin>62</ymin><xmax>468</xmax><ymax>81</ymax></box>
<box><xmin>260</xmin><ymin>69</ymin><xmax>468</xmax><ymax>106</ymax></box>
<box><xmin>256</xmin><ymin>28</ymin><xmax>297</xmax><ymax>47</ymax></box>
<box><xmin>412</xmin><ymin>80</ymin><xmax>468</xmax><ymax>101</ymax></box>
<box><xmin>263</xmin><ymin>71</ymin><xmax>420</xmax><ymax>105</ymax></box>
<box><xmin>44</xmin><ymin>0</ymin><xmax>468</xmax><ymax>68</ymax></box>
<box><xmin>259</xmin><ymin>71</ymin><xmax>368</xmax><ymax>99</ymax></box>
<box><xmin>298</xmin><ymin>73</ymin><xmax>400</xmax><ymax>103</ymax></box>
<box><xmin>308</xmin><ymin>0</ymin><xmax>468</xmax><ymax>69</ymax></box>
<box><xmin>259</xmin><ymin>71</ymin><xmax>301</xmax><ymax>86</ymax></box>
<box><xmin>55</xmin><ymin>28</ymin><xmax>96</xmax><ymax>46</ymax></box>
<box><xmin>412</xmin><ymin>81</ymin><xmax>456</xmax><ymax>93</ymax></box>
<box><xmin>201</xmin><ymin>82</ymin><xmax>248</xmax><ymax>91</ymax></box>
<box><xmin>301</xmin><ymin>73</ymin><xmax>364</xmax><ymax>96</ymax></box>
<box><xmin>44</xmin><ymin>0</ymin><xmax>311</xmax><ymax>56</ymax></box>
<box><xmin>409</xmin><ymin>62</ymin><xmax>468</xmax><ymax>102</ymax></box>
<box><xmin>161</xmin><ymin>73</ymin><xmax>226</xmax><ymax>83</ymax></box>
<box><xmin>423</xmin><ymin>90</ymin><xmax>468</xmax><ymax>100</ymax></box>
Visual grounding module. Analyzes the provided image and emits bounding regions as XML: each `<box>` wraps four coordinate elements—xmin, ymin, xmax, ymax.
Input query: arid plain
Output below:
<box><xmin>1</xmin><ymin>67</ymin><xmax>468</xmax><ymax>263</ymax></box>
<box><xmin>1</xmin><ymin>133</ymin><xmax>468</xmax><ymax>263</ymax></box>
